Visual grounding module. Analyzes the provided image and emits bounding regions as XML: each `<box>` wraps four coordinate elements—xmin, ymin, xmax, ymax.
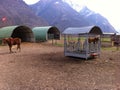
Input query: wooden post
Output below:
<box><xmin>116</xmin><ymin>44</ymin><xmax>119</xmax><ymax>50</ymax></box>
<box><xmin>52</xmin><ymin>39</ymin><xmax>54</xmax><ymax>45</ymax></box>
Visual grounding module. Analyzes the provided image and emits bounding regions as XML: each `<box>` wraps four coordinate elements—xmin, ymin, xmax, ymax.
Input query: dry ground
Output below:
<box><xmin>0</xmin><ymin>42</ymin><xmax>120</xmax><ymax>90</ymax></box>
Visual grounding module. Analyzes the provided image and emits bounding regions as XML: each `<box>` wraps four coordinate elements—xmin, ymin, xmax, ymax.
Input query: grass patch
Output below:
<box><xmin>54</xmin><ymin>43</ymin><xmax>64</xmax><ymax>47</ymax></box>
<box><xmin>101</xmin><ymin>46</ymin><xmax>118</xmax><ymax>51</ymax></box>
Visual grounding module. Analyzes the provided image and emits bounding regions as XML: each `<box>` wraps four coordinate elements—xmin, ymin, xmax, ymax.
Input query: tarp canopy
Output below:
<box><xmin>32</xmin><ymin>26</ymin><xmax>60</xmax><ymax>42</ymax></box>
<box><xmin>0</xmin><ymin>25</ymin><xmax>35</xmax><ymax>43</ymax></box>
<box><xmin>62</xmin><ymin>26</ymin><xmax>103</xmax><ymax>35</ymax></box>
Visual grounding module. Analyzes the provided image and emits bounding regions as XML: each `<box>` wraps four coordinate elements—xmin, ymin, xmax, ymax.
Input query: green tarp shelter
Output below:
<box><xmin>0</xmin><ymin>25</ymin><xmax>35</xmax><ymax>44</ymax></box>
<box><xmin>32</xmin><ymin>26</ymin><xmax>60</xmax><ymax>42</ymax></box>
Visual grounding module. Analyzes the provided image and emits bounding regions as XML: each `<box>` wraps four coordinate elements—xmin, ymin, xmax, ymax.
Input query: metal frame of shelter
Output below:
<box><xmin>62</xmin><ymin>26</ymin><xmax>103</xmax><ymax>59</ymax></box>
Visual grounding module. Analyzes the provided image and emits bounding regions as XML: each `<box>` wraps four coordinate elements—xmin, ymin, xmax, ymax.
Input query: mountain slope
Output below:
<box><xmin>30</xmin><ymin>0</ymin><xmax>90</xmax><ymax>32</ymax></box>
<box><xmin>79</xmin><ymin>6</ymin><xmax>117</xmax><ymax>33</ymax></box>
<box><xmin>0</xmin><ymin>0</ymin><xmax>48</xmax><ymax>28</ymax></box>
<box><xmin>30</xmin><ymin>0</ymin><xmax>117</xmax><ymax>33</ymax></box>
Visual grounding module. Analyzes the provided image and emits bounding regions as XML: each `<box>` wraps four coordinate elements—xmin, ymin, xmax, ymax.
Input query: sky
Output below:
<box><xmin>23</xmin><ymin>0</ymin><xmax>39</xmax><ymax>5</ymax></box>
<box><xmin>23</xmin><ymin>0</ymin><xmax>120</xmax><ymax>32</ymax></box>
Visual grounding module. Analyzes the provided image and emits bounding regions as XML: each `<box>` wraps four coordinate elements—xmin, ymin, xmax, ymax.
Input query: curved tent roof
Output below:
<box><xmin>32</xmin><ymin>26</ymin><xmax>60</xmax><ymax>42</ymax></box>
<box><xmin>0</xmin><ymin>25</ymin><xmax>35</xmax><ymax>43</ymax></box>
<box><xmin>0</xmin><ymin>26</ymin><xmax>17</xmax><ymax>38</ymax></box>
<box><xmin>62</xmin><ymin>26</ymin><xmax>103</xmax><ymax>35</ymax></box>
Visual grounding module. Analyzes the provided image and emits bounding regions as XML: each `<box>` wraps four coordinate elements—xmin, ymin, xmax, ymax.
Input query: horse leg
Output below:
<box><xmin>17</xmin><ymin>45</ymin><xmax>21</xmax><ymax>52</ymax></box>
<box><xmin>9</xmin><ymin>46</ymin><xmax>13</xmax><ymax>53</ymax></box>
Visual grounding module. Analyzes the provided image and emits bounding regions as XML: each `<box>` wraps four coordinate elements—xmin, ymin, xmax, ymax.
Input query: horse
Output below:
<box><xmin>2</xmin><ymin>37</ymin><xmax>21</xmax><ymax>53</ymax></box>
<box><xmin>88</xmin><ymin>37</ymin><xmax>99</xmax><ymax>44</ymax></box>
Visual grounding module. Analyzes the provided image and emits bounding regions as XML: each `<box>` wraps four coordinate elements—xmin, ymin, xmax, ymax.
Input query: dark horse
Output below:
<box><xmin>2</xmin><ymin>37</ymin><xmax>21</xmax><ymax>53</ymax></box>
<box><xmin>88</xmin><ymin>37</ymin><xmax>99</xmax><ymax>44</ymax></box>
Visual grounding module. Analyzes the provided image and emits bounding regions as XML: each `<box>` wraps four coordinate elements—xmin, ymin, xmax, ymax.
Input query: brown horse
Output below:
<box><xmin>88</xmin><ymin>37</ymin><xmax>99</xmax><ymax>44</ymax></box>
<box><xmin>2</xmin><ymin>37</ymin><xmax>21</xmax><ymax>53</ymax></box>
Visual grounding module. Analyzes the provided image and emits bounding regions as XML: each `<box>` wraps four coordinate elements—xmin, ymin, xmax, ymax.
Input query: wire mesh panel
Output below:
<box><xmin>62</xmin><ymin>26</ymin><xmax>103</xmax><ymax>59</ymax></box>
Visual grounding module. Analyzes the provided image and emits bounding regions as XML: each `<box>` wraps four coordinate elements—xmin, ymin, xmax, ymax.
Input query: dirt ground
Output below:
<box><xmin>0</xmin><ymin>42</ymin><xmax>120</xmax><ymax>90</ymax></box>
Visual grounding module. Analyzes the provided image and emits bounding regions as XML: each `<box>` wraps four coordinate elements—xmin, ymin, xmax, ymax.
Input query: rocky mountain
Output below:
<box><xmin>79</xmin><ymin>6</ymin><xmax>117</xmax><ymax>33</ymax></box>
<box><xmin>30</xmin><ymin>0</ymin><xmax>90</xmax><ymax>32</ymax></box>
<box><xmin>30</xmin><ymin>0</ymin><xmax>117</xmax><ymax>33</ymax></box>
<box><xmin>0</xmin><ymin>0</ymin><xmax>48</xmax><ymax>28</ymax></box>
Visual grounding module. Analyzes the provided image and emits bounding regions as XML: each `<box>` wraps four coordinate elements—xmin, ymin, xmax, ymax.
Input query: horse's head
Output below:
<box><xmin>95</xmin><ymin>37</ymin><xmax>99</xmax><ymax>41</ymax></box>
<box><xmin>2</xmin><ymin>38</ymin><xmax>8</xmax><ymax>45</ymax></box>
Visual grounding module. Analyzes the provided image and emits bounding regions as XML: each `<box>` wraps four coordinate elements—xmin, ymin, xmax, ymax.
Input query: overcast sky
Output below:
<box><xmin>23</xmin><ymin>0</ymin><xmax>39</xmax><ymax>4</ymax></box>
<box><xmin>23</xmin><ymin>0</ymin><xmax>120</xmax><ymax>32</ymax></box>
